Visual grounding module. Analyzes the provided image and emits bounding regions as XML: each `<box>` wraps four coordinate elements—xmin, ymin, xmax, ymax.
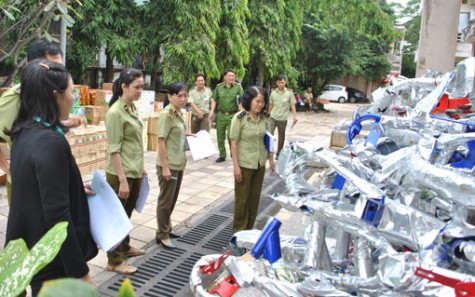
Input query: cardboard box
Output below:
<box><xmin>99</xmin><ymin>106</ymin><xmax>108</xmax><ymax>122</ymax></box>
<box><xmin>89</xmin><ymin>89</ymin><xmax>97</xmax><ymax>105</ymax></box>
<box><xmin>147</xmin><ymin>134</ymin><xmax>158</xmax><ymax>151</ymax></box>
<box><xmin>95</xmin><ymin>90</ymin><xmax>112</xmax><ymax>106</ymax></box>
<box><xmin>330</xmin><ymin>131</ymin><xmax>348</xmax><ymax>148</ymax></box>
<box><xmin>66</xmin><ymin>125</ymin><xmax>109</xmax><ymax>175</ymax></box>
<box><xmin>85</xmin><ymin>106</ymin><xmax>101</xmax><ymax>125</ymax></box>
<box><xmin>102</xmin><ymin>82</ymin><xmax>113</xmax><ymax>91</ymax></box>
<box><xmin>74</xmin><ymin>85</ymin><xmax>90</xmax><ymax>106</ymax></box>
<box><xmin>147</xmin><ymin>116</ymin><xmax>158</xmax><ymax>135</ymax></box>
<box><xmin>329</xmin><ymin>130</ymin><xmax>368</xmax><ymax>149</ymax></box>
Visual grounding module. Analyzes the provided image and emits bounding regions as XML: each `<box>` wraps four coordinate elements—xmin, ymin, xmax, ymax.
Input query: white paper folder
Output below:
<box><xmin>87</xmin><ymin>171</ymin><xmax>133</xmax><ymax>252</ymax></box>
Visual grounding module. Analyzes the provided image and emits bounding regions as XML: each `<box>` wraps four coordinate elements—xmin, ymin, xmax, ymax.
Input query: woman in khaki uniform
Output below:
<box><xmin>105</xmin><ymin>68</ymin><xmax>146</xmax><ymax>275</ymax></box>
<box><xmin>230</xmin><ymin>86</ymin><xmax>275</xmax><ymax>232</ymax></box>
<box><xmin>155</xmin><ymin>82</ymin><xmax>188</xmax><ymax>249</ymax></box>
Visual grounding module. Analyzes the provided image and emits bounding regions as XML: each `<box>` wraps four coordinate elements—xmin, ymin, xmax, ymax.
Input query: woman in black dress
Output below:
<box><xmin>5</xmin><ymin>60</ymin><xmax>98</xmax><ymax>296</ymax></box>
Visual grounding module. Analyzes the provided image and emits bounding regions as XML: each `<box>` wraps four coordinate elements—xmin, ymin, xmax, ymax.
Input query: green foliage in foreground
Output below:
<box><xmin>0</xmin><ymin>222</ymin><xmax>68</xmax><ymax>297</ymax></box>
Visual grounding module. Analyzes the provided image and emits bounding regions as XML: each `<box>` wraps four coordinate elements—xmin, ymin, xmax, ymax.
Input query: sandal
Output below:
<box><xmin>123</xmin><ymin>246</ymin><xmax>145</xmax><ymax>257</ymax></box>
<box><xmin>106</xmin><ymin>263</ymin><xmax>137</xmax><ymax>275</ymax></box>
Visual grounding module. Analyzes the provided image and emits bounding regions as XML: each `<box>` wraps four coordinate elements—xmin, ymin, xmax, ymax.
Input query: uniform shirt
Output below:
<box><xmin>269</xmin><ymin>88</ymin><xmax>296</xmax><ymax>121</ymax></box>
<box><xmin>230</xmin><ymin>111</ymin><xmax>268</xmax><ymax>170</ymax></box>
<box><xmin>0</xmin><ymin>84</ymin><xmax>21</xmax><ymax>144</ymax></box>
<box><xmin>212</xmin><ymin>83</ymin><xmax>244</xmax><ymax>113</ymax></box>
<box><xmin>189</xmin><ymin>87</ymin><xmax>212</xmax><ymax>116</ymax></box>
<box><xmin>304</xmin><ymin>91</ymin><xmax>314</xmax><ymax>104</ymax></box>
<box><xmin>155</xmin><ymin>104</ymin><xmax>187</xmax><ymax>170</ymax></box>
<box><xmin>105</xmin><ymin>97</ymin><xmax>144</xmax><ymax>178</ymax></box>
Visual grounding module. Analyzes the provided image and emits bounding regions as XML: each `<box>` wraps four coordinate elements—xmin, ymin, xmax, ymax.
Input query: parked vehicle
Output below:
<box><xmin>346</xmin><ymin>87</ymin><xmax>365</xmax><ymax>103</ymax></box>
<box><xmin>318</xmin><ymin>84</ymin><xmax>348</xmax><ymax>103</ymax></box>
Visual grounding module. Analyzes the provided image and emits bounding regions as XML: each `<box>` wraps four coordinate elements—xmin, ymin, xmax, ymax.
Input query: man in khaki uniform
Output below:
<box><xmin>208</xmin><ymin>69</ymin><xmax>244</xmax><ymax>162</ymax></box>
<box><xmin>189</xmin><ymin>74</ymin><xmax>212</xmax><ymax>133</ymax></box>
<box><xmin>304</xmin><ymin>87</ymin><xmax>314</xmax><ymax>112</ymax></box>
<box><xmin>268</xmin><ymin>75</ymin><xmax>298</xmax><ymax>157</ymax></box>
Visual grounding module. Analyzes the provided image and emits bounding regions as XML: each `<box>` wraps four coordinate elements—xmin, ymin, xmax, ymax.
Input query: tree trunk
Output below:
<box><xmin>104</xmin><ymin>49</ymin><xmax>114</xmax><ymax>83</ymax></box>
<box><xmin>257</xmin><ymin>58</ymin><xmax>265</xmax><ymax>87</ymax></box>
<box><xmin>150</xmin><ymin>49</ymin><xmax>161</xmax><ymax>91</ymax></box>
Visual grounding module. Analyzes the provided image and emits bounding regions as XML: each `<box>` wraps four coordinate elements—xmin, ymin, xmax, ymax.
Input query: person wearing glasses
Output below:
<box><xmin>104</xmin><ymin>68</ymin><xmax>146</xmax><ymax>275</ymax></box>
<box><xmin>5</xmin><ymin>60</ymin><xmax>98</xmax><ymax>295</ymax></box>
<box><xmin>208</xmin><ymin>69</ymin><xmax>244</xmax><ymax>163</ymax></box>
<box><xmin>230</xmin><ymin>86</ymin><xmax>275</xmax><ymax>232</ymax></box>
<box><xmin>155</xmin><ymin>82</ymin><xmax>189</xmax><ymax>249</ymax></box>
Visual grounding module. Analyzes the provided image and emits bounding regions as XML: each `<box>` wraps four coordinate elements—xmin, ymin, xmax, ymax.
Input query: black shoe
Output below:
<box><xmin>156</xmin><ymin>238</ymin><xmax>176</xmax><ymax>249</ymax></box>
<box><xmin>215</xmin><ymin>157</ymin><xmax>226</xmax><ymax>163</ymax></box>
<box><xmin>169</xmin><ymin>233</ymin><xmax>181</xmax><ymax>239</ymax></box>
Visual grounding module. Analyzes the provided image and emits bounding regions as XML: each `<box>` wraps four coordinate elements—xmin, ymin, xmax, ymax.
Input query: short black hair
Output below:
<box><xmin>164</xmin><ymin>82</ymin><xmax>188</xmax><ymax>108</ymax></box>
<box><xmin>195</xmin><ymin>73</ymin><xmax>205</xmax><ymax>81</ymax></box>
<box><xmin>27</xmin><ymin>39</ymin><xmax>63</xmax><ymax>62</ymax></box>
<box><xmin>223</xmin><ymin>69</ymin><xmax>235</xmax><ymax>76</ymax></box>
<box><xmin>276</xmin><ymin>75</ymin><xmax>286</xmax><ymax>81</ymax></box>
<box><xmin>241</xmin><ymin>86</ymin><xmax>268</xmax><ymax>112</ymax></box>
<box><xmin>168</xmin><ymin>82</ymin><xmax>188</xmax><ymax>95</ymax></box>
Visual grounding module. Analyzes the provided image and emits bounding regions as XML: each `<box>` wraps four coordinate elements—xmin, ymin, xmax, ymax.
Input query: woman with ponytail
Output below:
<box><xmin>104</xmin><ymin>68</ymin><xmax>146</xmax><ymax>275</ymax></box>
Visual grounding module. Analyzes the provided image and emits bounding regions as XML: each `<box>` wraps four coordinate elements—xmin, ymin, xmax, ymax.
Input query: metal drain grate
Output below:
<box><xmin>177</xmin><ymin>214</ymin><xmax>228</xmax><ymax>246</ymax></box>
<box><xmin>99</xmin><ymin>174</ymin><xmax>284</xmax><ymax>297</ymax></box>
<box><xmin>202</xmin><ymin>223</ymin><xmax>233</xmax><ymax>252</ymax></box>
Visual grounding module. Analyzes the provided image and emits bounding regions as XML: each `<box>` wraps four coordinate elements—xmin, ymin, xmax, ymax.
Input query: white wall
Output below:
<box><xmin>416</xmin><ymin>0</ymin><xmax>463</xmax><ymax>76</ymax></box>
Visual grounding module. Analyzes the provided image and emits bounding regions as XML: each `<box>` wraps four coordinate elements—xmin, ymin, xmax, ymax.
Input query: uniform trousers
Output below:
<box><xmin>233</xmin><ymin>165</ymin><xmax>266</xmax><ymax>232</ymax></box>
<box><xmin>268</xmin><ymin>117</ymin><xmax>287</xmax><ymax>157</ymax></box>
<box><xmin>106</xmin><ymin>173</ymin><xmax>143</xmax><ymax>265</ymax></box>
<box><xmin>6</xmin><ymin>179</ymin><xmax>11</xmax><ymax>205</ymax></box>
<box><xmin>156</xmin><ymin>166</ymin><xmax>184</xmax><ymax>240</ymax></box>
<box><xmin>216</xmin><ymin>112</ymin><xmax>234</xmax><ymax>158</ymax></box>
<box><xmin>191</xmin><ymin>114</ymin><xmax>210</xmax><ymax>134</ymax></box>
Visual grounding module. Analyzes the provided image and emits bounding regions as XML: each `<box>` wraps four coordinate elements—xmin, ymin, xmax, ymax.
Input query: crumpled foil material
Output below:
<box><xmin>191</xmin><ymin>58</ymin><xmax>475</xmax><ymax>296</ymax></box>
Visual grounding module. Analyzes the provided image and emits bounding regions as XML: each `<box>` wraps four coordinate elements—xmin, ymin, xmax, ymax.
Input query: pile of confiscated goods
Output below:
<box><xmin>189</xmin><ymin>58</ymin><xmax>475</xmax><ymax>297</ymax></box>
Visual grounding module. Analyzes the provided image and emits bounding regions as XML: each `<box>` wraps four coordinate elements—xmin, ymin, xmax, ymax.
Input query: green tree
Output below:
<box><xmin>215</xmin><ymin>0</ymin><xmax>249</xmax><ymax>79</ymax></box>
<box><xmin>399</xmin><ymin>0</ymin><xmax>421</xmax><ymax>78</ymax></box>
<box><xmin>298</xmin><ymin>0</ymin><xmax>397</xmax><ymax>92</ymax></box>
<box><xmin>246</xmin><ymin>0</ymin><xmax>305</xmax><ymax>88</ymax></box>
<box><xmin>0</xmin><ymin>0</ymin><xmax>77</xmax><ymax>86</ymax></box>
<box><xmin>143</xmin><ymin>0</ymin><xmax>221</xmax><ymax>86</ymax></box>
<box><xmin>67</xmin><ymin>0</ymin><xmax>145</xmax><ymax>84</ymax></box>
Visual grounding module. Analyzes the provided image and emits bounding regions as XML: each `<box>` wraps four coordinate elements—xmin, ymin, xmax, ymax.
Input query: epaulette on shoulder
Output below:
<box><xmin>286</xmin><ymin>88</ymin><xmax>293</xmax><ymax>92</ymax></box>
<box><xmin>233</xmin><ymin>82</ymin><xmax>241</xmax><ymax>86</ymax></box>
<box><xmin>237</xmin><ymin>111</ymin><xmax>247</xmax><ymax>119</ymax></box>
<box><xmin>167</xmin><ymin>108</ymin><xmax>178</xmax><ymax>118</ymax></box>
<box><xmin>217</xmin><ymin>82</ymin><xmax>225</xmax><ymax>86</ymax></box>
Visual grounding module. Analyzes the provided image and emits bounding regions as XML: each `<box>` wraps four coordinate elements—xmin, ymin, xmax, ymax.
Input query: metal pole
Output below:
<box><xmin>60</xmin><ymin>17</ymin><xmax>67</xmax><ymax>65</ymax></box>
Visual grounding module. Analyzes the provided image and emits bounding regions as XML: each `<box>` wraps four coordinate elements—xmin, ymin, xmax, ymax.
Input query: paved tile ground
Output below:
<box><xmin>0</xmin><ymin>102</ymin><xmax>359</xmax><ymax>294</ymax></box>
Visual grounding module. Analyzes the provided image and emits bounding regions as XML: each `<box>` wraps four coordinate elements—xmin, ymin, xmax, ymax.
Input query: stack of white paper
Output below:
<box><xmin>186</xmin><ymin>130</ymin><xmax>218</xmax><ymax>161</ymax></box>
<box><xmin>87</xmin><ymin>171</ymin><xmax>133</xmax><ymax>252</ymax></box>
<box><xmin>135</xmin><ymin>176</ymin><xmax>150</xmax><ymax>213</ymax></box>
